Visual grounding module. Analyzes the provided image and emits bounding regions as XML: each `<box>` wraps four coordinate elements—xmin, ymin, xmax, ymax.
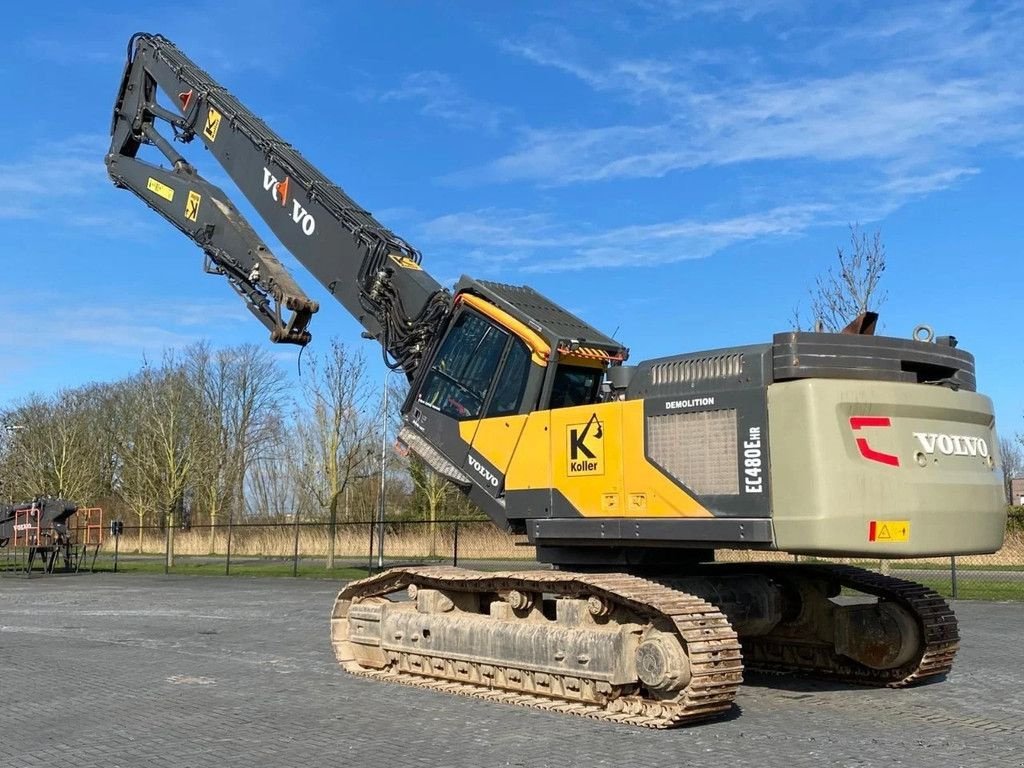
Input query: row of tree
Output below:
<box><xmin>0</xmin><ymin>340</ymin><xmax>480</xmax><ymax>556</ymax></box>
<box><xmin>1001</xmin><ymin>436</ymin><xmax>1024</xmax><ymax>509</ymax></box>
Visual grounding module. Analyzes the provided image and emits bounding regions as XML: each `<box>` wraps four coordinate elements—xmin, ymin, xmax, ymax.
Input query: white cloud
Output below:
<box><xmin>0</xmin><ymin>294</ymin><xmax>249</xmax><ymax>355</ymax></box>
<box><xmin>362</xmin><ymin>71</ymin><xmax>511</xmax><ymax>132</ymax></box>
<box><xmin>0</xmin><ymin>135</ymin><xmax>112</xmax><ymax>221</ymax></box>
<box><xmin>478</xmin><ymin>1</ymin><xmax>1024</xmax><ymax>215</ymax></box>
<box><xmin>420</xmin><ymin>203</ymin><xmax>829</xmax><ymax>272</ymax></box>
<box><xmin>468</xmin><ymin>65</ymin><xmax>1021</xmax><ymax>189</ymax></box>
<box><xmin>641</xmin><ymin>0</ymin><xmax>803</xmax><ymax>22</ymax></box>
<box><xmin>403</xmin><ymin>1</ymin><xmax>1022</xmax><ymax>276</ymax></box>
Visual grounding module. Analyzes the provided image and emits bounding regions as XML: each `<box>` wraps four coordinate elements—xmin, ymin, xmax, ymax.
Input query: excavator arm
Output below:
<box><xmin>106</xmin><ymin>33</ymin><xmax>449</xmax><ymax>371</ymax></box>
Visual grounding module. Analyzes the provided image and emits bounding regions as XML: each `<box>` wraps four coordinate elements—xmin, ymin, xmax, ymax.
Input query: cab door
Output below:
<box><xmin>412</xmin><ymin>308</ymin><xmax>508</xmax><ymax>481</ymax></box>
<box><xmin>412</xmin><ymin>295</ymin><xmax>548</xmax><ymax>499</ymax></box>
<box><xmin>466</xmin><ymin>337</ymin><xmax>534</xmax><ymax>497</ymax></box>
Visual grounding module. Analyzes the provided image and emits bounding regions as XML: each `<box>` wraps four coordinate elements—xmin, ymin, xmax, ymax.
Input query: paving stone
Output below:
<box><xmin>1</xmin><ymin>574</ymin><xmax>1021</xmax><ymax>767</ymax></box>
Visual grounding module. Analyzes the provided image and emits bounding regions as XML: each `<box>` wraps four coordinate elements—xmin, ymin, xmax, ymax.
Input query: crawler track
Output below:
<box><xmin>331</xmin><ymin>566</ymin><xmax>743</xmax><ymax>728</ymax></box>
<box><xmin>738</xmin><ymin>564</ymin><xmax>959</xmax><ymax>687</ymax></box>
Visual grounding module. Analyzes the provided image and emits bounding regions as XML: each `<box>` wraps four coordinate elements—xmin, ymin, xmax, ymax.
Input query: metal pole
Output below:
<box><xmin>226</xmin><ymin>514</ymin><xmax>234</xmax><ymax>576</ymax></box>
<box><xmin>377</xmin><ymin>376</ymin><xmax>389</xmax><ymax>571</ymax></box>
<box><xmin>367</xmin><ymin>522</ymin><xmax>375</xmax><ymax>574</ymax></box>
<box><xmin>292</xmin><ymin>513</ymin><xmax>301</xmax><ymax>577</ymax></box>
<box><xmin>453</xmin><ymin>520</ymin><xmax>459</xmax><ymax>568</ymax></box>
<box><xmin>114</xmin><ymin>532</ymin><xmax>119</xmax><ymax>574</ymax></box>
<box><xmin>951</xmin><ymin>555</ymin><xmax>958</xmax><ymax>600</ymax></box>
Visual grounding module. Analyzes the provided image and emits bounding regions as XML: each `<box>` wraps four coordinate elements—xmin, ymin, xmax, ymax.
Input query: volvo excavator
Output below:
<box><xmin>106</xmin><ymin>34</ymin><xmax>1007</xmax><ymax>727</ymax></box>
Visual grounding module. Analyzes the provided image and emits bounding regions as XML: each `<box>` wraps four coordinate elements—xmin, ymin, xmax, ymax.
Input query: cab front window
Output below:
<box><xmin>418</xmin><ymin>311</ymin><xmax>510</xmax><ymax>420</ymax></box>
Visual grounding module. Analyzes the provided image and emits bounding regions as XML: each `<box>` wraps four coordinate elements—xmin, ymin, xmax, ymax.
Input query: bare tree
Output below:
<box><xmin>799</xmin><ymin>225</ymin><xmax>888</xmax><ymax>332</ymax></box>
<box><xmin>187</xmin><ymin>343</ymin><xmax>286</xmax><ymax>549</ymax></box>
<box><xmin>292</xmin><ymin>340</ymin><xmax>377</xmax><ymax>569</ymax></box>
<box><xmin>408</xmin><ymin>456</ymin><xmax>455</xmax><ymax>558</ymax></box>
<box><xmin>246</xmin><ymin>412</ymin><xmax>298</xmax><ymax>520</ymax></box>
<box><xmin>0</xmin><ymin>390</ymin><xmax>101</xmax><ymax>502</ymax></box>
<box><xmin>113</xmin><ymin>355</ymin><xmax>208</xmax><ymax>565</ymax></box>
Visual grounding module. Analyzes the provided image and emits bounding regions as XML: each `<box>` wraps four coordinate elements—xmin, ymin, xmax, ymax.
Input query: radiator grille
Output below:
<box><xmin>650</xmin><ymin>354</ymin><xmax>744</xmax><ymax>386</ymax></box>
<box><xmin>647</xmin><ymin>409</ymin><xmax>738</xmax><ymax>495</ymax></box>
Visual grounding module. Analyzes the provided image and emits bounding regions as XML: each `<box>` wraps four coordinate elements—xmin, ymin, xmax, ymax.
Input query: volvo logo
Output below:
<box><xmin>262</xmin><ymin>167</ymin><xmax>316</xmax><ymax>236</ymax></box>
<box><xmin>467</xmin><ymin>455</ymin><xmax>499</xmax><ymax>487</ymax></box>
<box><xmin>913</xmin><ymin>432</ymin><xmax>989</xmax><ymax>457</ymax></box>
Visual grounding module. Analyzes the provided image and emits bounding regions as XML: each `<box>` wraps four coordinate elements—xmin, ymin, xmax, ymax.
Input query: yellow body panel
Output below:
<box><xmin>502</xmin><ymin>411</ymin><xmax>553</xmax><ymax>491</ymax></box>
<box><xmin>459</xmin><ymin>415</ymin><xmax>530</xmax><ymax>475</ymax></box>
<box><xmin>472</xmin><ymin>401</ymin><xmax>711</xmax><ymax>519</ymax></box>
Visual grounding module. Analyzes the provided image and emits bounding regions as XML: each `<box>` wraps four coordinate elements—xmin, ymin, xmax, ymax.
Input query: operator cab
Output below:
<box><xmin>417</xmin><ymin>309</ymin><xmax>533</xmax><ymax>420</ymax></box>
<box><xmin>412</xmin><ymin>279</ymin><xmax>626</xmax><ymax>421</ymax></box>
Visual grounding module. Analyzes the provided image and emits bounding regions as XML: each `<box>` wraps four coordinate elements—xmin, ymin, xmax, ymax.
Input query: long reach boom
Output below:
<box><xmin>107</xmin><ymin>32</ymin><xmax>449</xmax><ymax>373</ymax></box>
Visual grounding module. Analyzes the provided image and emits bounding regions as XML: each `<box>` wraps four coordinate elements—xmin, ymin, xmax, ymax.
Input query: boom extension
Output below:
<box><xmin>106</xmin><ymin>33</ymin><xmax>449</xmax><ymax>369</ymax></box>
<box><xmin>106</xmin><ymin>154</ymin><xmax>317</xmax><ymax>344</ymax></box>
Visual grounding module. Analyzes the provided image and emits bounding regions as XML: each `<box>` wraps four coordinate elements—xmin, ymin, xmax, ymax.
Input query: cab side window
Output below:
<box><xmin>486</xmin><ymin>338</ymin><xmax>531</xmax><ymax>417</ymax></box>
<box><xmin>549</xmin><ymin>364</ymin><xmax>603</xmax><ymax>409</ymax></box>
<box><xmin>418</xmin><ymin>312</ymin><xmax>509</xmax><ymax>420</ymax></box>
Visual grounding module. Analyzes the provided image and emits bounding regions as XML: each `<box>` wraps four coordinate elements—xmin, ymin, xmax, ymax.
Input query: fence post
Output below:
<box><xmin>950</xmin><ymin>555</ymin><xmax>958</xmax><ymax>600</ymax></box>
<box><xmin>367</xmin><ymin>521</ymin><xmax>375</xmax><ymax>574</ymax></box>
<box><xmin>225</xmin><ymin>517</ymin><xmax>234</xmax><ymax>576</ymax></box>
<box><xmin>292</xmin><ymin>514</ymin><xmax>301</xmax><ymax>577</ymax></box>
<box><xmin>453</xmin><ymin>520</ymin><xmax>459</xmax><ymax>568</ymax></box>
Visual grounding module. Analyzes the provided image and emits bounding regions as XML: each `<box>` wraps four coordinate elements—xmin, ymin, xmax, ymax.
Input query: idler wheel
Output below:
<box><xmin>635</xmin><ymin>631</ymin><xmax>691</xmax><ymax>695</ymax></box>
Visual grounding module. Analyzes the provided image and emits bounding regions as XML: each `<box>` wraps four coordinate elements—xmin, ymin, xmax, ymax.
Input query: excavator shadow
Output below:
<box><xmin>742</xmin><ymin>670</ymin><xmax>950</xmax><ymax>693</ymax></box>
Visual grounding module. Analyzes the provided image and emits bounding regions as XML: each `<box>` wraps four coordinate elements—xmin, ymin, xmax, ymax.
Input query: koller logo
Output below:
<box><xmin>913</xmin><ymin>432</ymin><xmax>989</xmax><ymax>457</ymax></box>
<box><xmin>567</xmin><ymin>413</ymin><xmax>604</xmax><ymax>476</ymax></box>
<box><xmin>467</xmin><ymin>455</ymin><xmax>499</xmax><ymax>487</ymax></box>
<box><xmin>262</xmin><ymin>167</ymin><xmax>316</xmax><ymax>236</ymax></box>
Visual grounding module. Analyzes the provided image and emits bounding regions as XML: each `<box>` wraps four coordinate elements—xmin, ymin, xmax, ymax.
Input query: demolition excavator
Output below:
<box><xmin>106</xmin><ymin>34</ymin><xmax>1006</xmax><ymax>727</ymax></box>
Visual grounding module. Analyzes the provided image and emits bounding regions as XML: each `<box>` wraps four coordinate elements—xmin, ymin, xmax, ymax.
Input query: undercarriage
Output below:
<box><xmin>331</xmin><ymin>563</ymin><xmax>957</xmax><ymax>728</ymax></box>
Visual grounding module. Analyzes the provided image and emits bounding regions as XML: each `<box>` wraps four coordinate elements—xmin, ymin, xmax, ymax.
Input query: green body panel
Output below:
<box><xmin>768</xmin><ymin>379</ymin><xmax>1005</xmax><ymax>557</ymax></box>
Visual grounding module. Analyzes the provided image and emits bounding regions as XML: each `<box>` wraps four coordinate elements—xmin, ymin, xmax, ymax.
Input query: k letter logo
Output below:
<box><xmin>567</xmin><ymin>414</ymin><xmax>604</xmax><ymax>476</ymax></box>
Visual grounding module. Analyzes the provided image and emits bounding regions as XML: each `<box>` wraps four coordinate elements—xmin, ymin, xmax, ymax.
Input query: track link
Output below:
<box><xmin>331</xmin><ymin>566</ymin><xmax>743</xmax><ymax>728</ymax></box>
<box><xmin>739</xmin><ymin>564</ymin><xmax>958</xmax><ymax>687</ymax></box>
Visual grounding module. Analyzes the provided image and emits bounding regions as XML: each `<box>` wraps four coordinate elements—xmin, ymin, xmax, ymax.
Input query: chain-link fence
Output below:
<box><xmin>4</xmin><ymin>513</ymin><xmax>1022</xmax><ymax>601</ymax></box>
<box><xmin>1</xmin><ymin>518</ymin><xmax>533</xmax><ymax>578</ymax></box>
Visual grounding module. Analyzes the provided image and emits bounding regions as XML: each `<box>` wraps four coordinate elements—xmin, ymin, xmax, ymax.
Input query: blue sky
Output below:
<box><xmin>2</xmin><ymin>1</ymin><xmax>1022</xmax><ymax>435</ymax></box>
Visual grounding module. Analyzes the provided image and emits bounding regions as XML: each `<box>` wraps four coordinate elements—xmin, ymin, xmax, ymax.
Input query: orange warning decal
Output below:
<box><xmin>868</xmin><ymin>520</ymin><xmax>910</xmax><ymax>542</ymax></box>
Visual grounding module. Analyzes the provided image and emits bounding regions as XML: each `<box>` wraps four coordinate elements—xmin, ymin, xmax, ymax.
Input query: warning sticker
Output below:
<box><xmin>203</xmin><ymin>107</ymin><xmax>222</xmax><ymax>142</ymax></box>
<box><xmin>869</xmin><ymin>520</ymin><xmax>910</xmax><ymax>542</ymax></box>
<box><xmin>185</xmin><ymin>190</ymin><xmax>202</xmax><ymax>222</ymax></box>
<box><xmin>146</xmin><ymin>177</ymin><xmax>174</xmax><ymax>202</ymax></box>
<box><xmin>566</xmin><ymin>414</ymin><xmax>604</xmax><ymax>476</ymax></box>
<box><xmin>389</xmin><ymin>254</ymin><xmax>423</xmax><ymax>271</ymax></box>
